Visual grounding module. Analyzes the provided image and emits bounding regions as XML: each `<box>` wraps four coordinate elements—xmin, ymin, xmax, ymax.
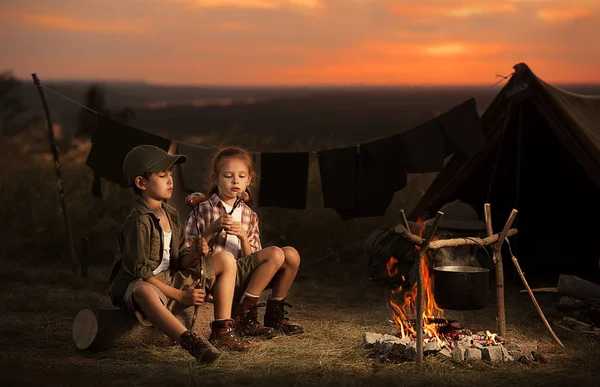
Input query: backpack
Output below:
<box><xmin>364</xmin><ymin>225</ymin><xmax>418</xmax><ymax>287</ymax></box>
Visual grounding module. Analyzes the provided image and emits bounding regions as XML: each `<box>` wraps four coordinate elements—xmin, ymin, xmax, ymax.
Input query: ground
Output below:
<box><xmin>1</xmin><ymin>254</ymin><xmax>598</xmax><ymax>387</ymax></box>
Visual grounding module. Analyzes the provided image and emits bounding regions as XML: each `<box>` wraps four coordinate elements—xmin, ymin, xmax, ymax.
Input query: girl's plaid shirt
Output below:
<box><xmin>184</xmin><ymin>193</ymin><xmax>262</xmax><ymax>258</ymax></box>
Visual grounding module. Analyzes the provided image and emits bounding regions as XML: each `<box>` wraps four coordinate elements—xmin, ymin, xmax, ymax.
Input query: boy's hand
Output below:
<box><xmin>225</xmin><ymin>221</ymin><xmax>246</xmax><ymax>240</ymax></box>
<box><xmin>180</xmin><ymin>279</ymin><xmax>205</xmax><ymax>307</ymax></box>
<box><xmin>211</xmin><ymin>215</ymin><xmax>233</xmax><ymax>232</ymax></box>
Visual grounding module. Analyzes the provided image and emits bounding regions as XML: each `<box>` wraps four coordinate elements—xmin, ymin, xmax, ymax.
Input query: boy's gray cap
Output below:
<box><xmin>123</xmin><ymin>145</ymin><xmax>187</xmax><ymax>186</ymax></box>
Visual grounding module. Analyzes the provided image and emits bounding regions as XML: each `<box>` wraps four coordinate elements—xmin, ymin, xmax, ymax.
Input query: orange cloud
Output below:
<box><xmin>173</xmin><ymin>0</ymin><xmax>324</xmax><ymax>10</ymax></box>
<box><xmin>0</xmin><ymin>10</ymin><xmax>144</xmax><ymax>33</ymax></box>
<box><xmin>211</xmin><ymin>22</ymin><xmax>259</xmax><ymax>31</ymax></box>
<box><xmin>536</xmin><ymin>8</ymin><xmax>591</xmax><ymax>22</ymax></box>
<box><xmin>386</xmin><ymin>2</ymin><xmax>517</xmax><ymax>18</ymax></box>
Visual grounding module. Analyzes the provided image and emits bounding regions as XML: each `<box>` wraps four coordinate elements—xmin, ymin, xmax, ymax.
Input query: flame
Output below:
<box><xmin>387</xmin><ymin>217</ymin><xmax>445</xmax><ymax>346</ymax></box>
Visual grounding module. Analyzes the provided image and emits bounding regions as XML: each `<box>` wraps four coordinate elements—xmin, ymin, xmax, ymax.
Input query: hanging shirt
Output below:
<box><xmin>152</xmin><ymin>230</ymin><xmax>172</xmax><ymax>275</ymax></box>
<box><xmin>219</xmin><ymin>200</ymin><xmax>243</xmax><ymax>258</ymax></box>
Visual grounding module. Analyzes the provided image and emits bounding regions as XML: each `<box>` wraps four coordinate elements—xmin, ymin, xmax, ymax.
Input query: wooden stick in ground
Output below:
<box><xmin>399</xmin><ymin>209</ymin><xmax>411</xmax><ymax>231</ymax></box>
<box><xmin>511</xmin><ymin>255</ymin><xmax>565</xmax><ymax>349</ymax></box>
<box><xmin>394</xmin><ymin>225</ymin><xmax>518</xmax><ymax>249</ymax></box>
<box><xmin>31</xmin><ymin>73</ymin><xmax>79</xmax><ymax>274</ymax></box>
<box><xmin>415</xmin><ymin>211</ymin><xmax>444</xmax><ymax>369</ymax></box>
<box><xmin>492</xmin><ymin>208</ymin><xmax>518</xmax><ymax>338</ymax></box>
<box><xmin>484</xmin><ymin>204</ymin><xmax>496</xmax><ymax>264</ymax></box>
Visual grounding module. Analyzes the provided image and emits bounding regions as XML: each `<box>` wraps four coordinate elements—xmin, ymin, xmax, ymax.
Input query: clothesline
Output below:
<box><xmin>40</xmin><ymin>72</ymin><xmax>513</xmax><ymax>155</ymax></box>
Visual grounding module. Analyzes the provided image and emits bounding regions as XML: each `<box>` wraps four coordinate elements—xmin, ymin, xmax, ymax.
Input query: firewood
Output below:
<box><xmin>557</xmin><ymin>275</ymin><xmax>600</xmax><ymax>301</ymax></box>
<box><xmin>72</xmin><ymin>304</ymin><xmax>214</xmax><ymax>351</ymax></box>
<box><xmin>393</xmin><ymin>225</ymin><xmax>518</xmax><ymax>249</ymax></box>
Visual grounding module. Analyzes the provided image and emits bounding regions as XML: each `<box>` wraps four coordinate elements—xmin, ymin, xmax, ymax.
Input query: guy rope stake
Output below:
<box><xmin>31</xmin><ymin>73</ymin><xmax>79</xmax><ymax>274</ymax></box>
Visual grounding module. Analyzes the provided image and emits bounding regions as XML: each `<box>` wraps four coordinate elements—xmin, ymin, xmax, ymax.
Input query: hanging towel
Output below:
<box><xmin>85</xmin><ymin>115</ymin><xmax>171</xmax><ymax>187</ymax></box>
<box><xmin>438</xmin><ymin>98</ymin><xmax>485</xmax><ymax>158</ymax></box>
<box><xmin>176</xmin><ymin>142</ymin><xmax>218</xmax><ymax>192</ymax></box>
<box><xmin>259</xmin><ymin>152</ymin><xmax>309</xmax><ymax>210</ymax></box>
<box><xmin>396</xmin><ymin>119</ymin><xmax>445</xmax><ymax>173</ymax></box>
<box><xmin>318</xmin><ymin>146</ymin><xmax>359</xmax><ymax>211</ymax></box>
<box><xmin>337</xmin><ymin>137</ymin><xmax>408</xmax><ymax>220</ymax></box>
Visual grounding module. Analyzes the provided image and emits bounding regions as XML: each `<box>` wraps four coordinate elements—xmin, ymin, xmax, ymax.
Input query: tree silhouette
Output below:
<box><xmin>0</xmin><ymin>71</ymin><xmax>38</xmax><ymax>136</ymax></box>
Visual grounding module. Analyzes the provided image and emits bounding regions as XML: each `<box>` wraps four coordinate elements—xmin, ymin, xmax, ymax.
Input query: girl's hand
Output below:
<box><xmin>226</xmin><ymin>221</ymin><xmax>246</xmax><ymax>240</ymax></box>
<box><xmin>211</xmin><ymin>215</ymin><xmax>232</xmax><ymax>232</ymax></box>
<box><xmin>195</xmin><ymin>236</ymin><xmax>208</xmax><ymax>257</ymax></box>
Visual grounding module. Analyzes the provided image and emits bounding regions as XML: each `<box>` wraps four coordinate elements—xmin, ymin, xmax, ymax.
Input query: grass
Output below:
<box><xmin>1</xmin><ymin>125</ymin><xmax>599</xmax><ymax>386</ymax></box>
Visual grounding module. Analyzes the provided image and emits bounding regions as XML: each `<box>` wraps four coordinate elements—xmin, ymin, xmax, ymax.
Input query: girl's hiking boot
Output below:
<box><xmin>264</xmin><ymin>298</ymin><xmax>305</xmax><ymax>336</ymax></box>
<box><xmin>232</xmin><ymin>296</ymin><xmax>277</xmax><ymax>339</ymax></box>
<box><xmin>209</xmin><ymin>318</ymin><xmax>260</xmax><ymax>351</ymax></box>
<box><xmin>179</xmin><ymin>330</ymin><xmax>221</xmax><ymax>364</ymax></box>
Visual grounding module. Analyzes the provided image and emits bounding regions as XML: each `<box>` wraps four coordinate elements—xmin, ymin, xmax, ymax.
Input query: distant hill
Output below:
<box><xmin>16</xmin><ymin>79</ymin><xmax>600</xmax><ymax>151</ymax></box>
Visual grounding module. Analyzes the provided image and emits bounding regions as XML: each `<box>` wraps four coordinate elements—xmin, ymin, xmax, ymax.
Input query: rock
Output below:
<box><xmin>465</xmin><ymin>348</ymin><xmax>482</xmax><ymax>360</ymax></box>
<box><xmin>436</xmin><ymin>347</ymin><xmax>452</xmax><ymax>358</ymax></box>
<box><xmin>404</xmin><ymin>341</ymin><xmax>417</xmax><ymax>359</ymax></box>
<box><xmin>501</xmin><ymin>347</ymin><xmax>514</xmax><ymax>362</ymax></box>
<box><xmin>481</xmin><ymin>346</ymin><xmax>503</xmax><ymax>363</ymax></box>
<box><xmin>362</xmin><ymin>332</ymin><xmax>383</xmax><ymax>348</ymax></box>
<box><xmin>424</xmin><ymin>341</ymin><xmax>441</xmax><ymax>355</ymax></box>
<box><xmin>517</xmin><ymin>342</ymin><xmax>538</xmax><ymax>361</ymax></box>
<box><xmin>374</xmin><ymin>334</ymin><xmax>407</xmax><ymax>355</ymax></box>
<box><xmin>452</xmin><ymin>346</ymin><xmax>465</xmax><ymax>362</ymax></box>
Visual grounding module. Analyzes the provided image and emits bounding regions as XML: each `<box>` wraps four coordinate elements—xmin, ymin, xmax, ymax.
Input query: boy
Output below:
<box><xmin>108</xmin><ymin>145</ymin><xmax>257</xmax><ymax>365</ymax></box>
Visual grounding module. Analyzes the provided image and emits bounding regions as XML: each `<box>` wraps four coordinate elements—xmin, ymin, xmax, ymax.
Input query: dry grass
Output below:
<box><xmin>1</xmin><ymin>126</ymin><xmax>599</xmax><ymax>386</ymax></box>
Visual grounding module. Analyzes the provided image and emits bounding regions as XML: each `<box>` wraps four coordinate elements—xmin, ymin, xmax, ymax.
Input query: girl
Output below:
<box><xmin>184</xmin><ymin>147</ymin><xmax>304</xmax><ymax>338</ymax></box>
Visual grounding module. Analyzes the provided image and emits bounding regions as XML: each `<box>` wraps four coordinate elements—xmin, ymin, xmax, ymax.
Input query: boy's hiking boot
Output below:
<box><xmin>232</xmin><ymin>297</ymin><xmax>277</xmax><ymax>339</ymax></box>
<box><xmin>209</xmin><ymin>318</ymin><xmax>260</xmax><ymax>351</ymax></box>
<box><xmin>179</xmin><ymin>330</ymin><xmax>221</xmax><ymax>364</ymax></box>
<box><xmin>264</xmin><ymin>298</ymin><xmax>305</xmax><ymax>336</ymax></box>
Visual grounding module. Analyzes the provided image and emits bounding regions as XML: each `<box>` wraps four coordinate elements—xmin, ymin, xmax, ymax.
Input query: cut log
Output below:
<box><xmin>72</xmin><ymin>304</ymin><xmax>214</xmax><ymax>351</ymax></box>
<box><xmin>557</xmin><ymin>275</ymin><xmax>600</xmax><ymax>301</ymax></box>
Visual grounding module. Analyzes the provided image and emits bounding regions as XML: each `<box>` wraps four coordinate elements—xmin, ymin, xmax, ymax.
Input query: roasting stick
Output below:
<box><xmin>415</xmin><ymin>211</ymin><xmax>444</xmax><ymax>369</ymax></box>
<box><xmin>165</xmin><ymin>192</ymin><xmax>207</xmax><ymax>318</ymax></box>
<box><xmin>399</xmin><ymin>209</ymin><xmax>411</xmax><ymax>231</ymax></box>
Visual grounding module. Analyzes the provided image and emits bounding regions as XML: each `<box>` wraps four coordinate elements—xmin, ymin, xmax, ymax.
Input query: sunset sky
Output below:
<box><xmin>2</xmin><ymin>0</ymin><xmax>599</xmax><ymax>86</ymax></box>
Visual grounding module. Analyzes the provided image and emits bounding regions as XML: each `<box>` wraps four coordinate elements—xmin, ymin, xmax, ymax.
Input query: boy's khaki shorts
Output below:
<box><xmin>235</xmin><ymin>251</ymin><xmax>273</xmax><ymax>301</ymax></box>
<box><xmin>122</xmin><ymin>259</ymin><xmax>216</xmax><ymax>326</ymax></box>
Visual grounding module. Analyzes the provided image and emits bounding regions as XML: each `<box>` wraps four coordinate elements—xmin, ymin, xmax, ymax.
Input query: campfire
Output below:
<box><xmin>385</xmin><ymin>218</ymin><xmax>503</xmax><ymax>355</ymax></box>
<box><xmin>363</xmin><ymin>206</ymin><xmax>554</xmax><ymax>365</ymax></box>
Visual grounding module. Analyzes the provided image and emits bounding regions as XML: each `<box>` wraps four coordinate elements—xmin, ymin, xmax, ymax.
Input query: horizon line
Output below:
<box><xmin>22</xmin><ymin>77</ymin><xmax>600</xmax><ymax>89</ymax></box>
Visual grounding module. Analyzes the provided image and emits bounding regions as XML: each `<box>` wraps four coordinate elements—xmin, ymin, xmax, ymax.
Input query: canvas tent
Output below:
<box><xmin>410</xmin><ymin>63</ymin><xmax>600</xmax><ymax>282</ymax></box>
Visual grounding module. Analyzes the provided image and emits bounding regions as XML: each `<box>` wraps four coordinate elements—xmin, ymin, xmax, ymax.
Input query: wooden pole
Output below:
<box><xmin>394</xmin><ymin>225</ymin><xmax>518</xmax><ymax>249</ymax></box>
<box><xmin>511</xmin><ymin>256</ymin><xmax>565</xmax><ymax>349</ymax></box>
<box><xmin>486</xmin><ymin>205</ymin><xmax>518</xmax><ymax>338</ymax></box>
<box><xmin>484</xmin><ymin>204</ymin><xmax>496</xmax><ymax>264</ymax></box>
<box><xmin>415</xmin><ymin>211</ymin><xmax>444</xmax><ymax>369</ymax></box>
<box><xmin>31</xmin><ymin>73</ymin><xmax>79</xmax><ymax>274</ymax></box>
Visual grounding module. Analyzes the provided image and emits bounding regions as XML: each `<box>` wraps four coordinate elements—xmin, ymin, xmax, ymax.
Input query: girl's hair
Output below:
<box><xmin>208</xmin><ymin>147</ymin><xmax>257</xmax><ymax>207</ymax></box>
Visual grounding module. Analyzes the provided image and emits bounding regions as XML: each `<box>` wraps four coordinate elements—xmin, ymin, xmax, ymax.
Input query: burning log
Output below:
<box><xmin>393</xmin><ymin>225</ymin><xmax>518</xmax><ymax>249</ymax></box>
